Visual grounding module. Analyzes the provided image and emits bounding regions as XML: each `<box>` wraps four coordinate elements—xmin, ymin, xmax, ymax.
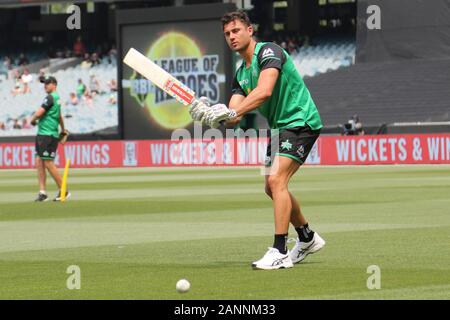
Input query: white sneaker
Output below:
<box><xmin>251</xmin><ymin>247</ymin><xmax>294</xmax><ymax>270</ymax></box>
<box><xmin>289</xmin><ymin>233</ymin><xmax>326</xmax><ymax>264</ymax></box>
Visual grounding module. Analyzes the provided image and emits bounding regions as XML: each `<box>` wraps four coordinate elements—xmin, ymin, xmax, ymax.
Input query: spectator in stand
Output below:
<box><xmin>89</xmin><ymin>74</ymin><xmax>100</xmax><ymax>97</ymax></box>
<box><xmin>21</xmin><ymin>117</ymin><xmax>32</xmax><ymax>129</ymax></box>
<box><xmin>21</xmin><ymin>68</ymin><xmax>32</xmax><ymax>94</ymax></box>
<box><xmin>287</xmin><ymin>37</ymin><xmax>298</xmax><ymax>55</ymax></box>
<box><xmin>108</xmin><ymin>93</ymin><xmax>117</xmax><ymax>105</ymax></box>
<box><xmin>3</xmin><ymin>56</ymin><xmax>11</xmax><ymax>69</ymax></box>
<box><xmin>67</xmin><ymin>92</ymin><xmax>79</xmax><ymax>106</ymax></box>
<box><xmin>73</xmin><ymin>36</ymin><xmax>86</xmax><ymax>57</ymax></box>
<box><xmin>38</xmin><ymin>68</ymin><xmax>46</xmax><ymax>81</ymax></box>
<box><xmin>12</xmin><ymin>69</ymin><xmax>20</xmax><ymax>81</ymax></box>
<box><xmin>83</xmin><ymin>89</ymin><xmax>93</xmax><ymax>107</ymax></box>
<box><xmin>76</xmin><ymin>79</ymin><xmax>87</xmax><ymax>99</ymax></box>
<box><xmin>107</xmin><ymin>79</ymin><xmax>117</xmax><ymax>92</ymax></box>
<box><xmin>107</xmin><ymin>44</ymin><xmax>117</xmax><ymax>64</ymax></box>
<box><xmin>13</xmin><ymin>119</ymin><xmax>22</xmax><ymax>129</ymax></box>
<box><xmin>18</xmin><ymin>53</ymin><xmax>29</xmax><ymax>66</ymax></box>
<box><xmin>5</xmin><ymin>118</ymin><xmax>15</xmax><ymax>130</ymax></box>
<box><xmin>90</xmin><ymin>52</ymin><xmax>101</xmax><ymax>66</ymax></box>
<box><xmin>2</xmin><ymin>56</ymin><xmax>12</xmax><ymax>77</ymax></box>
<box><xmin>109</xmin><ymin>44</ymin><xmax>117</xmax><ymax>57</ymax></box>
<box><xmin>11</xmin><ymin>82</ymin><xmax>21</xmax><ymax>97</ymax></box>
<box><xmin>81</xmin><ymin>53</ymin><xmax>92</xmax><ymax>69</ymax></box>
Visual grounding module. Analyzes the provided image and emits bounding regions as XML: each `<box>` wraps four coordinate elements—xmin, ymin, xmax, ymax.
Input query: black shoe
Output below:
<box><xmin>53</xmin><ymin>190</ymin><xmax>71</xmax><ymax>201</ymax></box>
<box><xmin>35</xmin><ymin>193</ymin><xmax>49</xmax><ymax>202</ymax></box>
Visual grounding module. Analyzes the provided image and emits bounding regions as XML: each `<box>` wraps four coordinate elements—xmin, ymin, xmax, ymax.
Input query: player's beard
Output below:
<box><xmin>234</xmin><ymin>38</ymin><xmax>251</xmax><ymax>54</ymax></box>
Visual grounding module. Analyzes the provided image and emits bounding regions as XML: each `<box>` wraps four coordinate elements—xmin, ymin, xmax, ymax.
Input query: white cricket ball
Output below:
<box><xmin>176</xmin><ymin>279</ymin><xmax>190</xmax><ymax>293</ymax></box>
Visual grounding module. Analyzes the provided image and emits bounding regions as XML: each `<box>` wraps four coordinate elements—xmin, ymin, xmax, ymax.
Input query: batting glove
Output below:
<box><xmin>189</xmin><ymin>96</ymin><xmax>210</xmax><ymax>122</ymax></box>
<box><xmin>202</xmin><ymin>104</ymin><xmax>237</xmax><ymax>128</ymax></box>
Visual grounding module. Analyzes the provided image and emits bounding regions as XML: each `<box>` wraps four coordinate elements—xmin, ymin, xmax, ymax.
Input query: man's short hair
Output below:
<box><xmin>221</xmin><ymin>10</ymin><xmax>252</xmax><ymax>29</ymax></box>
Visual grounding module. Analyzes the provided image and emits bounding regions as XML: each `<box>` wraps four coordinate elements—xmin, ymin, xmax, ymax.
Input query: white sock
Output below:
<box><xmin>39</xmin><ymin>190</ymin><xmax>46</xmax><ymax>195</ymax></box>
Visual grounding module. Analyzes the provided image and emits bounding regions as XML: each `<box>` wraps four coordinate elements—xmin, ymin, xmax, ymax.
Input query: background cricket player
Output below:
<box><xmin>190</xmin><ymin>10</ymin><xmax>326</xmax><ymax>270</ymax></box>
<box><xmin>31</xmin><ymin>76</ymin><xmax>70</xmax><ymax>202</ymax></box>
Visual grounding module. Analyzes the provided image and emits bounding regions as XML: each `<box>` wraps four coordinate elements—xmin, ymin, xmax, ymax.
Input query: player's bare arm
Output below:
<box><xmin>204</xmin><ymin>66</ymin><xmax>280</xmax><ymax>128</ymax></box>
<box><xmin>30</xmin><ymin>107</ymin><xmax>46</xmax><ymax>126</ymax></box>
<box><xmin>231</xmin><ymin>68</ymin><xmax>279</xmax><ymax>117</ymax></box>
<box><xmin>59</xmin><ymin>114</ymin><xmax>65</xmax><ymax>132</ymax></box>
<box><xmin>225</xmin><ymin>94</ymin><xmax>245</xmax><ymax>127</ymax></box>
<box><xmin>224</xmin><ymin>68</ymin><xmax>279</xmax><ymax>127</ymax></box>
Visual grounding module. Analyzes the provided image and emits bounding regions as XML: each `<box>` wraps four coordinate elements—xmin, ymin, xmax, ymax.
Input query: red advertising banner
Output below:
<box><xmin>0</xmin><ymin>134</ymin><xmax>449</xmax><ymax>169</ymax></box>
<box><xmin>322</xmin><ymin>134</ymin><xmax>450</xmax><ymax>165</ymax></box>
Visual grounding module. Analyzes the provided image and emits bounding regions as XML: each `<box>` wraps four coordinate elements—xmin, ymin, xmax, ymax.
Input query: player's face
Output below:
<box><xmin>44</xmin><ymin>83</ymin><xmax>55</xmax><ymax>93</ymax></box>
<box><xmin>223</xmin><ymin>20</ymin><xmax>253</xmax><ymax>52</ymax></box>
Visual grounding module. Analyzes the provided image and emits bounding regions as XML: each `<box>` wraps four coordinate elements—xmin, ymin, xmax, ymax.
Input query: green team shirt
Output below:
<box><xmin>232</xmin><ymin>42</ymin><xmax>323</xmax><ymax>130</ymax></box>
<box><xmin>37</xmin><ymin>91</ymin><xmax>61</xmax><ymax>138</ymax></box>
<box><xmin>76</xmin><ymin>83</ymin><xmax>85</xmax><ymax>96</ymax></box>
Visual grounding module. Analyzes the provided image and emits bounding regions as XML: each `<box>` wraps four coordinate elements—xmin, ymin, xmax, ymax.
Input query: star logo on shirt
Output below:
<box><xmin>281</xmin><ymin>139</ymin><xmax>292</xmax><ymax>151</ymax></box>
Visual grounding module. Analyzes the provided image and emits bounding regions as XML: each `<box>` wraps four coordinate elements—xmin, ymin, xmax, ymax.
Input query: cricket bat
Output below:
<box><xmin>123</xmin><ymin>48</ymin><xmax>197</xmax><ymax>106</ymax></box>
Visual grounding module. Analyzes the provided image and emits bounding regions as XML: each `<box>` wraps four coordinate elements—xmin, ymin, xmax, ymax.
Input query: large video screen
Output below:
<box><xmin>120</xmin><ymin>20</ymin><xmax>229</xmax><ymax>139</ymax></box>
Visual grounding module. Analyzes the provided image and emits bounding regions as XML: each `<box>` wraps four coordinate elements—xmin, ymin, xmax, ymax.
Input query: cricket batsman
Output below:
<box><xmin>189</xmin><ymin>11</ymin><xmax>325</xmax><ymax>270</ymax></box>
<box><xmin>31</xmin><ymin>76</ymin><xmax>70</xmax><ymax>202</ymax></box>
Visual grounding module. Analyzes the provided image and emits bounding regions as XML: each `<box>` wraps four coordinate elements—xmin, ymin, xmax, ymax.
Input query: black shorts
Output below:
<box><xmin>265</xmin><ymin>125</ymin><xmax>320</xmax><ymax>166</ymax></box>
<box><xmin>35</xmin><ymin>135</ymin><xmax>59</xmax><ymax>160</ymax></box>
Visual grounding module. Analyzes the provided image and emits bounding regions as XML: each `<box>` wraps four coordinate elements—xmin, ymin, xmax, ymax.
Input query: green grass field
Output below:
<box><xmin>0</xmin><ymin>165</ymin><xmax>449</xmax><ymax>300</ymax></box>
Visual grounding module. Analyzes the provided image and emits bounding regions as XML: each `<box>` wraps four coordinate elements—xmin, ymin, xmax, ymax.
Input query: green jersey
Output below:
<box><xmin>76</xmin><ymin>83</ymin><xmax>86</xmax><ymax>97</ymax></box>
<box><xmin>37</xmin><ymin>91</ymin><xmax>61</xmax><ymax>138</ymax></box>
<box><xmin>232</xmin><ymin>42</ymin><xmax>323</xmax><ymax>130</ymax></box>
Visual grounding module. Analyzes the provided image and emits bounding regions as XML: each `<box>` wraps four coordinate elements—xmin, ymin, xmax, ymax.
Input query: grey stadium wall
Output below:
<box><xmin>357</xmin><ymin>0</ymin><xmax>450</xmax><ymax>63</ymax></box>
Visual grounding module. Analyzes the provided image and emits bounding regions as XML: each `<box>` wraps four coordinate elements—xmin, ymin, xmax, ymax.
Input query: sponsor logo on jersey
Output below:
<box><xmin>261</xmin><ymin>48</ymin><xmax>275</xmax><ymax>59</ymax></box>
<box><xmin>239</xmin><ymin>79</ymin><xmax>249</xmax><ymax>86</ymax></box>
<box><xmin>297</xmin><ymin>145</ymin><xmax>305</xmax><ymax>158</ymax></box>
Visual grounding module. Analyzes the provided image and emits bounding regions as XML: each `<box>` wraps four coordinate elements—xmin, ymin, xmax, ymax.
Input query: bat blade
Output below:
<box><xmin>123</xmin><ymin>48</ymin><xmax>196</xmax><ymax>106</ymax></box>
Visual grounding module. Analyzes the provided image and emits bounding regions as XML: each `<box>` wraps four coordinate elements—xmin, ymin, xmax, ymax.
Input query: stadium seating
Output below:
<box><xmin>0</xmin><ymin>58</ymin><xmax>118</xmax><ymax>136</ymax></box>
<box><xmin>305</xmin><ymin>58</ymin><xmax>450</xmax><ymax>126</ymax></box>
<box><xmin>292</xmin><ymin>41</ymin><xmax>355</xmax><ymax>77</ymax></box>
<box><xmin>235</xmin><ymin>41</ymin><xmax>356</xmax><ymax>78</ymax></box>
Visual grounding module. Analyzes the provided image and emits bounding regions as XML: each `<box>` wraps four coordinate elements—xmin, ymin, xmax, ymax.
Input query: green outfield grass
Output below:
<box><xmin>0</xmin><ymin>165</ymin><xmax>449</xmax><ymax>300</ymax></box>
